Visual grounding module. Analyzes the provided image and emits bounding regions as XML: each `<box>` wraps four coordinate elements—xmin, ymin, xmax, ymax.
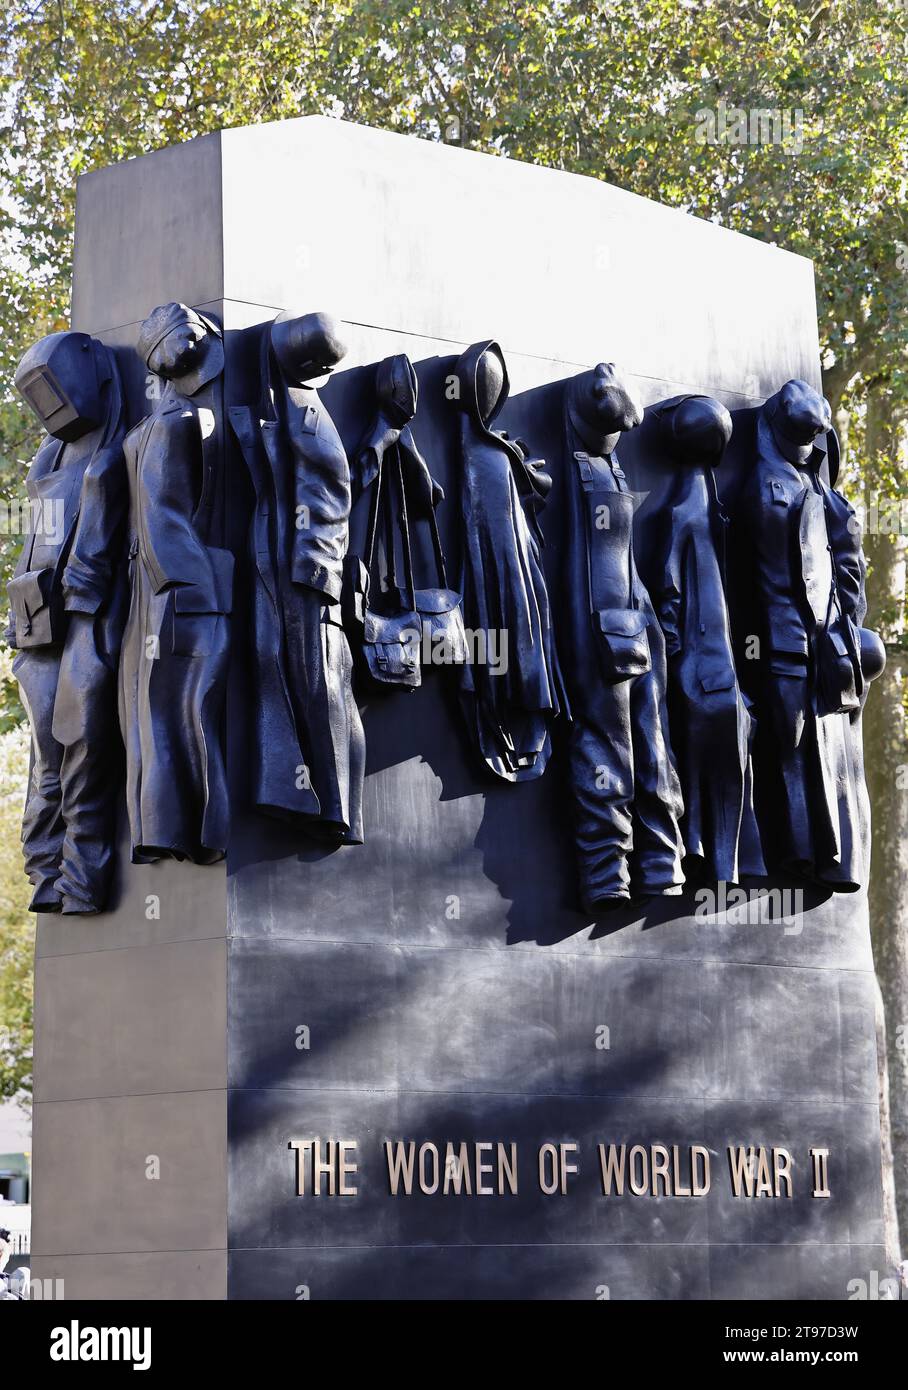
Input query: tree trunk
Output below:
<box><xmin>875</xmin><ymin>974</ymin><xmax>901</xmax><ymax>1269</ymax></box>
<box><xmin>862</xmin><ymin>391</ymin><xmax>908</xmax><ymax>1265</ymax></box>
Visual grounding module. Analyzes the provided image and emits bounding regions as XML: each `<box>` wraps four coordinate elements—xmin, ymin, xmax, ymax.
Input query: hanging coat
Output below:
<box><xmin>560</xmin><ymin>377</ymin><xmax>683</xmax><ymax>907</ymax></box>
<box><xmin>119</xmin><ymin>392</ymin><xmax>232</xmax><ymax>863</ymax></box>
<box><xmin>9</xmin><ymin>432</ymin><xmax>77</xmax><ymax>906</ymax></box>
<box><xmin>744</xmin><ymin>413</ymin><xmax>865</xmax><ymax>890</ymax></box>
<box><xmin>53</xmin><ymin>421</ymin><xmax>130</xmax><ymax>908</ymax></box>
<box><xmin>452</xmin><ymin>340</ymin><xmax>564</xmax><ymax>782</ymax></box>
<box><xmin>657</xmin><ymin>466</ymin><xmax>764</xmax><ymax>882</ymax></box>
<box><xmin>8</xmin><ymin>337</ymin><xmax>127</xmax><ymax>912</ymax></box>
<box><xmin>228</xmin><ymin>339</ymin><xmax>364</xmax><ymax>844</ymax></box>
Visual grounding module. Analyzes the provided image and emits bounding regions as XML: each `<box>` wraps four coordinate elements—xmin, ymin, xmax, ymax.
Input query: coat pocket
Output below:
<box><xmin>171</xmin><ymin>548</ymin><xmax>234</xmax><ymax>616</ymax></box>
<box><xmin>170</xmin><ymin>548</ymin><xmax>233</xmax><ymax>656</ymax></box>
<box><xmin>171</xmin><ymin>609</ymin><xmax>221</xmax><ymax>657</ymax></box>
<box><xmin>593</xmin><ymin>608</ymin><xmax>651</xmax><ymax>683</ymax></box>
<box><xmin>699</xmin><ymin>666</ymin><xmax>736</xmax><ymax>694</ymax></box>
<box><xmin>769</xmin><ymin>651</ymin><xmax>808</xmax><ymax>678</ymax></box>
<box><xmin>8</xmin><ymin>567</ymin><xmax>61</xmax><ymax>647</ymax></box>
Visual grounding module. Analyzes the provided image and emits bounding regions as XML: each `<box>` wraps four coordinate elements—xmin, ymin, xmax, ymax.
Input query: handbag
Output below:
<box><xmin>356</xmin><ymin>452</ymin><xmax>422</xmax><ymax>691</ymax></box>
<box><xmin>412</xmin><ymin>484</ymin><xmax>469</xmax><ymax>667</ymax></box>
<box><xmin>815</xmin><ymin>580</ymin><xmax>862</xmax><ymax>716</ymax></box>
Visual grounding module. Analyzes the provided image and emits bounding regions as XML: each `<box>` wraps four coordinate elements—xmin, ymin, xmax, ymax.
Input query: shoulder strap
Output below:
<box><xmin>395</xmin><ymin>444</ymin><xmax>447</xmax><ymax>590</ymax></box>
<box><xmin>391</xmin><ymin>449</ymin><xmax>416</xmax><ymax>608</ymax></box>
<box><xmin>424</xmin><ymin>495</ymin><xmax>448</xmax><ymax>589</ymax></box>
<box><xmin>364</xmin><ymin>449</ymin><xmax>417</xmax><ymax>610</ymax></box>
<box><xmin>574</xmin><ymin>450</ymin><xmax>635</xmax><ymax>612</ymax></box>
<box><xmin>364</xmin><ymin>454</ymin><xmax>384</xmax><ymax>576</ymax></box>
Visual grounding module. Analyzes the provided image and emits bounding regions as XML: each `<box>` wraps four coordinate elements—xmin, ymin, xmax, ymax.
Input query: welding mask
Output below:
<box><xmin>14</xmin><ymin>331</ymin><xmax>107</xmax><ymax>442</ymax></box>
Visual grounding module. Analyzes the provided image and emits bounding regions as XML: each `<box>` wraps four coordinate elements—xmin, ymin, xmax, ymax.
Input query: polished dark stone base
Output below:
<box><xmin>228</xmin><ymin>1243</ymin><xmax>889</xmax><ymax>1302</ymax></box>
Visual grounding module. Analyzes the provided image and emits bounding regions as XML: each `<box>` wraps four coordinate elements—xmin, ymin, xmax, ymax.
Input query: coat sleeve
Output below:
<box><xmin>62</xmin><ymin>442</ymin><xmax>128</xmax><ymax>615</ymax></box>
<box><xmin>825</xmin><ymin>485</ymin><xmax>866</xmax><ymax>626</ymax></box>
<box><xmin>289</xmin><ymin>418</ymin><xmax>349</xmax><ymax>604</ymax></box>
<box><xmin>656</xmin><ymin>508</ymin><xmax>683</xmax><ymax>659</ymax></box>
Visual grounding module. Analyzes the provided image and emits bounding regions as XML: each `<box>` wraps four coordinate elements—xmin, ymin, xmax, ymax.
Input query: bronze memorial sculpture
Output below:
<box><xmin>10</xmin><ymin>330</ymin><xmax>128</xmax><ymax>913</ymax></box>
<box><xmin>229</xmin><ymin>311</ymin><xmax>365</xmax><ymax>843</ymax></box>
<box><xmin>19</xmin><ymin>124</ymin><xmax>890</xmax><ymax>1310</ymax></box>
<box><xmin>652</xmin><ymin>393</ymin><xmax>765</xmax><ymax>884</ymax></box>
<box><xmin>350</xmin><ymin>352</ymin><xmax>466</xmax><ymax>688</ymax></box>
<box><xmin>119</xmin><ymin>303</ymin><xmax>233</xmax><ymax>865</ymax></box>
<box><xmin>450</xmin><ymin>340</ymin><xmax>565</xmax><ymax>783</ymax></box>
<box><xmin>6</xmin><ymin>317</ymin><xmax>882</xmax><ymax>912</ymax></box>
<box><xmin>560</xmin><ymin>362</ymin><xmax>684</xmax><ymax>911</ymax></box>
<box><xmin>743</xmin><ymin>378</ymin><xmax>883</xmax><ymax>891</ymax></box>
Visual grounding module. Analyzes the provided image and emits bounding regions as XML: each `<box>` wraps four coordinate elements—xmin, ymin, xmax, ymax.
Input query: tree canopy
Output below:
<box><xmin>1</xmin><ymin>2</ymin><xmax>906</xmax><ymax>523</ymax></box>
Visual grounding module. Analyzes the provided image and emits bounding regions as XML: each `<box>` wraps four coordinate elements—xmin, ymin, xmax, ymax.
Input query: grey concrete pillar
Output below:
<box><xmin>29</xmin><ymin>116</ymin><xmax>885</xmax><ymax>1300</ymax></box>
